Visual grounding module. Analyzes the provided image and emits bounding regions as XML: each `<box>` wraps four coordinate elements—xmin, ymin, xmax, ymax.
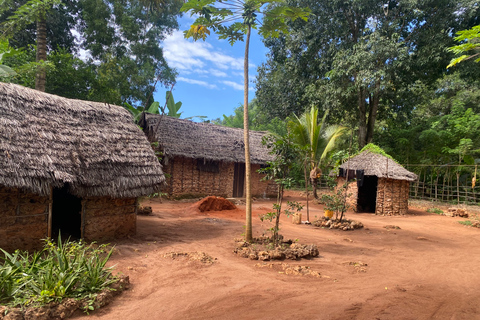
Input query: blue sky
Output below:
<box><xmin>153</xmin><ymin>15</ymin><xmax>269</xmax><ymax>121</ymax></box>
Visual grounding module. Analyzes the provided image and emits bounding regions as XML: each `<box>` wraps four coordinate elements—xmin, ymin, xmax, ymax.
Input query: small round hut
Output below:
<box><xmin>336</xmin><ymin>145</ymin><xmax>417</xmax><ymax>215</ymax></box>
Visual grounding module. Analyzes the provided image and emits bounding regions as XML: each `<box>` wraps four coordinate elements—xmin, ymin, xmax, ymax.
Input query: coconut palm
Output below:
<box><xmin>289</xmin><ymin>106</ymin><xmax>347</xmax><ymax>199</ymax></box>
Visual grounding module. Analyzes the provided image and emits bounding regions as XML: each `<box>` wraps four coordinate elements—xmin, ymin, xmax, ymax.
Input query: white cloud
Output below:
<box><xmin>209</xmin><ymin>69</ymin><xmax>228</xmax><ymax>77</ymax></box>
<box><xmin>163</xmin><ymin>31</ymin><xmax>255</xmax><ymax>73</ymax></box>
<box><xmin>222</xmin><ymin>81</ymin><xmax>243</xmax><ymax>90</ymax></box>
<box><xmin>177</xmin><ymin>77</ymin><xmax>218</xmax><ymax>89</ymax></box>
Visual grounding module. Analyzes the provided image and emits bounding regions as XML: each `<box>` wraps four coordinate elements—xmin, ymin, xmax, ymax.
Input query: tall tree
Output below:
<box><xmin>181</xmin><ymin>0</ymin><xmax>309</xmax><ymax>242</ymax></box>
<box><xmin>1</xmin><ymin>0</ymin><xmax>181</xmax><ymax>104</ymax></box>
<box><xmin>1</xmin><ymin>0</ymin><xmax>62</xmax><ymax>91</ymax></box>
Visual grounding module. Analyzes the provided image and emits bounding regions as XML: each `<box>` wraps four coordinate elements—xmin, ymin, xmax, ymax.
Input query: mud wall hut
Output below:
<box><xmin>140</xmin><ymin>114</ymin><xmax>276</xmax><ymax>198</ymax></box>
<box><xmin>336</xmin><ymin>150</ymin><xmax>417</xmax><ymax>215</ymax></box>
<box><xmin>0</xmin><ymin>83</ymin><xmax>165</xmax><ymax>251</ymax></box>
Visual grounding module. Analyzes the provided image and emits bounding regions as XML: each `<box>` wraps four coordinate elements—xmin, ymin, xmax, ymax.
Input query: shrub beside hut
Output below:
<box><xmin>0</xmin><ymin>83</ymin><xmax>165</xmax><ymax>251</ymax></box>
<box><xmin>140</xmin><ymin>114</ymin><xmax>276</xmax><ymax>198</ymax></box>
<box><xmin>335</xmin><ymin>145</ymin><xmax>417</xmax><ymax>215</ymax></box>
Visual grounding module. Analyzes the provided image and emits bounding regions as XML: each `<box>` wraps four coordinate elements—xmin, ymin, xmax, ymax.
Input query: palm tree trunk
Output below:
<box><xmin>35</xmin><ymin>13</ymin><xmax>47</xmax><ymax>92</ymax></box>
<box><xmin>244</xmin><ymin>25</ymin><xmax>252</xmax><ymax>242</ymax></box>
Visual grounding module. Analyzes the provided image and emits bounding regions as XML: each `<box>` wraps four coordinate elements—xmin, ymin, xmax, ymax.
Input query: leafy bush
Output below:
<box><xmin>0</xmin><ymin>236</ymin><xmax>115</xmax><ymax>309</ymax></box>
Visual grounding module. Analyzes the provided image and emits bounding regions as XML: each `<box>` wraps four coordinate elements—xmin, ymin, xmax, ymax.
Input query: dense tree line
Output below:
<box><xmin>0</xmin><ymin>0</ymin><xmax>182</xmax><ymax>106</ymax></box>
<box><xmin>254</xmin><ymin>0</ymin><xmax>480</xmax><ymax>156</ymax></box>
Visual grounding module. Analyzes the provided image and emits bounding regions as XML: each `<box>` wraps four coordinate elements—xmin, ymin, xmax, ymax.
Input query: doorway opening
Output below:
<box><xmin>357</xmin><ymin>176</ymin><xmax>378</xmax><ymax>213</ymax></box>
<box><xmin>232</xmin><ymin>162</ymin><xmax>245</xmax><ymax>197</ymax></box>
<box><xmin>52</xmin><ymin>184</ymin><xmax>82</xmax><ymax>240</ymax></box>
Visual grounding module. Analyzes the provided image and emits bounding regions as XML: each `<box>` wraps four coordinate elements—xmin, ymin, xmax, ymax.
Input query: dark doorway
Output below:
<box><xmin>357</xmin><ymin>176</ymin><xmax>378</xmax><ymax>213</ymax></box>
<box><xmin>232</xmin><ymin>162</ymin><xmax>245</xmax><ymax>197</ymax></box>
<box><xmin>52</xmin><ymin>185</ymin><xmax>82</xmax><ymax>240</ymax></box>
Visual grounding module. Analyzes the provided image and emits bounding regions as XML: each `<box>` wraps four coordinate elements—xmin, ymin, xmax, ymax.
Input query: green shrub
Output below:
<box><xmin>459</xmin><ymin>220</ymin><xmax>473</xmax><ymax>226</ymax></box>
<box><xmin>0</xmin><ymin>236</ymin><xmax>115</xmax><ymax>309</ymax></box>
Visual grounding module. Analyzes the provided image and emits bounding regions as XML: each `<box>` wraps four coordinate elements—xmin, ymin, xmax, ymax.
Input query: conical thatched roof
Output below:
<box><xmin>339</xmin><ymin>151</ymin><xmax>417</xmax><ymax>181</ymax></box>
<box><xmin>141</xmin><ymin>114</ymin><xmax>273</xmax><ymax>164</ymax></box>
<box><xmin>0</xmin><ymin>82</ymin><xmax>165</xmax><ymax>198</ymax></box>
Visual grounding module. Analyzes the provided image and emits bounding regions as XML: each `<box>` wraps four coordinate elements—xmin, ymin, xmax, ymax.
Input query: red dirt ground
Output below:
<box><xmin>73</xmin><ymin>192</ymin><xmax>480</xmax><ymax>320</ymax></box>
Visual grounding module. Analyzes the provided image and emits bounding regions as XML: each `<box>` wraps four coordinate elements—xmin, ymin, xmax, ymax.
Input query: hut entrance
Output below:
<box><xmin>233</xmin><ymin>162</ymin><xmax>245</xmax><ymax>197</ymax></box>
<box><xmin>52</xmin><ymin>185</ymin><xmax>82</xmax><ymax>240</ymax></box>
<box><xmin>357</xmin><ymin>176</ymin><xmax>378</xmax><ymax>213</ymax></box>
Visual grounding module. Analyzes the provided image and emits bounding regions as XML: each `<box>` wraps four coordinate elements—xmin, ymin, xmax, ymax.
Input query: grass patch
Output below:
<box><xmin>459</xmin><ymin>220</ymin><xmax>473</xmax><ymax>226</ymax></box>
<box><xmin>0</xmin><ymin>236</ymin><xmax>116</xmax><ymax>311</ymax></box>
<box><xmin>427</xmin><ymin>207</ymin><xmax>444</xmax><ymax>215</ymax></box>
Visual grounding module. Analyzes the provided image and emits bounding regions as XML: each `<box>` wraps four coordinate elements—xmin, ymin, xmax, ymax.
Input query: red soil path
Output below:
<box><xmin>73</xmin><ymin>192</ymin><xmax>480</xmax><ymax>320</ymax></box>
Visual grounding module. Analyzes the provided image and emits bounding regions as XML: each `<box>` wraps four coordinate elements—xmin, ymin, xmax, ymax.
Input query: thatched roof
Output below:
<box><xmin>141</xmin><ymin>114</ymin><xmax>273</xmax><ymax>164</ymax></box>
<box><xmin>0</xmin><ymin>82</ymin><xmax>165</xmax><ymax>198</ymax></box>
<box><xmin>339</xmin><ymin>151</ymin><xmax>417</xmax><ymax>181</ymax></box>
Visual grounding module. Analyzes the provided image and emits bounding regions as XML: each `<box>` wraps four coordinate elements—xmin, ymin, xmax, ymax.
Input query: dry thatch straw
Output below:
<box><xmin>339</xmin><ymin>151</ymin><xmax>417</xmax><ymax>181</ymax></box>
<box><xmin>0</xmin><ymin>82</ymin><xmax>165</xmax><ymax>198</ymax></box>
<box><xmin>141</xmin><ymin>114</ymin><xmax>274</xmax><ymax>164</ymax></box>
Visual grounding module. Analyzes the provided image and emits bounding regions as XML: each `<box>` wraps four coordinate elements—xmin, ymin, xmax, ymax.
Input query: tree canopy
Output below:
<box><xmin>0</xmin><ymin>0</ymin><xmax>182</xmax><ymax>106</ymax></box>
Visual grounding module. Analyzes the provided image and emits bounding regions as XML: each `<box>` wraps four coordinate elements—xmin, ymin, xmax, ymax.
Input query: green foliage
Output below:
<box><xmin>213</xmin><ymin>99</ymin><xmax>288</xmax><ymax>136</ymax></box>
<box><xmin>320</xmin><ymin>183</ymin><xmax>351</xmax><ymax>221</ymax></box>
<box><xmin>447</xmin><ymin>25</ymin><xmax>480</xmax><ymax>68</ymax></box>
<box><xmin>0</xmin><ymin>0</ymin><xmax>182</xmax><ymax>105</ymax></box>
<box><xmin>288</xmin><ymin>106</ymin><xmax>347</xmax><ymax>168</ymax></box>
<box><xmin>181</xmin><ymin>0</ymin><xmax>310</xmax><ymax>43</ymax></box>
<box><xmin>0</xmin><ymin>236</ymin><xmax>116</xmax><ymax>310</ymax></box>
<box><xmin>165</xmin><ymin>91</ymin><xmax>183</xmax><ymax>118</ymax></box>
<box><xmin>459</xmin><ymin>220</ymin><xmax>473</xmax><ymax>226</ymax></box>
<box><xmin>260</xmin><ymin>201</ymin><xmax>303</xmax><ymax>246</ymax></box>
<box><xmin>255</xmin><ymin>0</ymin><xmax>479</xmax><ymax>146</ymax></box>
<box><xmin>359</xmin><ymin>144</ymin><xmax>395</xmax><ymax>161</ymax></box>
<box><xmin>259</xmin><ymin>133</ymin><xmax>302</xmax><ymax>246</ymax></box>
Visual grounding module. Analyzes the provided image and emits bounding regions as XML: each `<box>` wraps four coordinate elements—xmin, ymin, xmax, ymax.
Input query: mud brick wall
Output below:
<box><xmin>251</xmin><ymin>164</ymin><xmax>277</xmax><ymax>198</ymax></box>
<box><xmin>162</xmin><ymin>156</ymin><xmax>234</xmax><ymax>197</ymax></box>
<box><xmin>0</xmin><ymin>186</ymin><xmax>49</xmax><ymax>251</ymax></box>
<box><xmin>83</xmin><ymin>197</ymin><xmax>137</xmax><ymax>241</ymax></box>
<box><xmin>163</xmin><ymin>157</ymin><xmax>275</xmax><ymax>198</ymax></box>
<box><xmin>336</xmin><ymin>177</ymin><xmax>359</xmax><ymax>212</ymax></box>
<box><xmin>376</xmin><ymin>178</ymin><xmax>410</xmax><ymax>216</ymax></box>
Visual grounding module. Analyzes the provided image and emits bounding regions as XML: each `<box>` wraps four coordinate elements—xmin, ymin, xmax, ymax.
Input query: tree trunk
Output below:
<box><xmin>357</xmin><ymin>87</ymin><xmax>367</xmax><ymax>148</ymax></box>
<box><xmin>244</xmin><ymin>25</ymin><xmax>252</xmax><ymax>242</ymax></box>
<box><xmin>35</xmin><ymin>13</ymin><xmax>47</xmax><ymax>92</ymax></box>
<box><xmin>304</xmin><ymin>160</ymin><xmax>309</xmax><ymax>222</ymax></box>
<box><xmin>366</xmin><ymin>80</ymin><xmax>380</xmax><ymax>144</ymax></box>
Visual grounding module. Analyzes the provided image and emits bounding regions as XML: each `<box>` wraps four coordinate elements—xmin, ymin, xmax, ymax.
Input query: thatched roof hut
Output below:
<box><xmin>141</xmin><ymin>113</ymin><xmax>273</xmax><ymax>164</ymax></box>
<box><xmin>0</xmin><ymin>82</ymin><xmax>165</xmax><ymax>198</ymax></box>
<box><xmin>141</xmin><ymin>114</ymin><xmax>276</xmax><ymax>198</ymax></box>
<box><xmin>0</xmin><ymin>83</ymin><xmax>165</xmax><ymax>250</ymax></box>
<box><xmin>339</xmin><ymin>151</ymin><xmax>417</xmax><ymax>182</ymax></box>
<box><xmin>336</xmin><ymin>148</ymin><xmax>417</xmax><ymax>215</ymax></box>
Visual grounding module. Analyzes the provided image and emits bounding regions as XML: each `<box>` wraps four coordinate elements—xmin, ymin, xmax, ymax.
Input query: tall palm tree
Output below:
<box><xmin>289</xmin><ymin>106</ymin><xmax>347</xmax><ymax>199</ymax></box>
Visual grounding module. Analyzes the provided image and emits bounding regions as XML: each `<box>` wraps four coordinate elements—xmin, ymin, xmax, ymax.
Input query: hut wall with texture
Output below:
<box><xmin>375</xmin><ymin>178</ymin><xmax>410</xmax><ymax>216</ymax></box>
<box><xmin>83</xmin><ymin>197</ymin><xmax>137</xmax><ymax>241</ymax></box>
<box><xmin>335</xmin><ymin>177</ymin><xmax>359</xmax><ymax>212</ymax></box>
<box><xmin>163</xmin><ymin>156</ymin><xmax>275</xmax><ymax>198</ymax></box>
<box><xmin>0</xmin><ymin>187</ymin><xmax>48</xmax><ymax>251</ymax></box>
<box><xmin>251</xmin><ymin>164</ymin><xmax>277</xmax><ymax>198</ymax></box>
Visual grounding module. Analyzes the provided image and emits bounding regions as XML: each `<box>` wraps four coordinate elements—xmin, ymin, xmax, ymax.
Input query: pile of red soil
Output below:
<box><xmin>193</xmin><ymin>196</ymin><xmax>236</xmax><ymax>212</ymax></box>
